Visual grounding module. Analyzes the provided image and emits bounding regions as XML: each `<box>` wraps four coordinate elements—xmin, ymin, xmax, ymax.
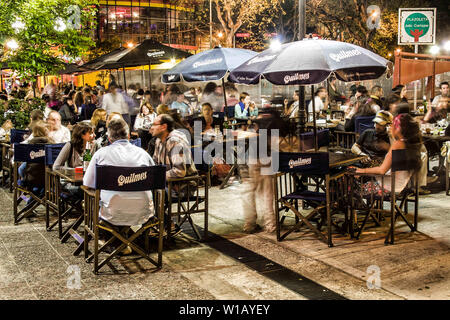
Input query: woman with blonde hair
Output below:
<box><xmin>91</xmin><ymin>108</ymin><xmax>107</xmax><ymax>139</ymax></box>
<box><xmin>156</xmin><ymin>104</ymin><xmax>169</xmax><ymax>115</ymax></box>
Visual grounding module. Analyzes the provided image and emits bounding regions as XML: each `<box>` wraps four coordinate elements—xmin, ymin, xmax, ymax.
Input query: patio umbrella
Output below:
<box><xmin>229</xmin><ymin>39</ymin><xmax>391</xmax><ymax>150</ymax></box>
<box><xmin>84</xmin><ymin>39</ymin><xmax>191</xmax><ymax>90</ymax></box>
<box><xmin>57</xmin><ymin>63</ymin><xmax>90</xmax><ymax>75</ymax></box>
<box><xmin>161</xmin><ymin>46</ymin><xmax>257</xmax><ymax>110</ymax></box>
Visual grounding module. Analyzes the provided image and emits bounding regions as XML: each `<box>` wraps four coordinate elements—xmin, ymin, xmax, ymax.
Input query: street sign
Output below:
<box><xmin>398</xmin><ymin>8</ymin><xmax>436</xmax><ymax>45</ymax></box>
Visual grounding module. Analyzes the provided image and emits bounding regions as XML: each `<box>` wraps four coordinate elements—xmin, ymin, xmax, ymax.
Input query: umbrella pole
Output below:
<box><xmin>1</xmin><ymin>72</ymin><xmax>3</xmax><ymax>91</ymax></box>
<box><xmin>311</xmin><ymin>84</ymin><xmax>318</xmax><ymax>151</ymax></box>
<box><xmin>122</xmin><ymin>66</ymin><xmax>127</xmax><ymax>91</ymax></box>
<box><xmin>221</xmin><ymin>78</ymin><xmax>227</xmax><ymax>113</ymax></box>
<box><xmin>297</xmin><ymin>84</ymin><xmax>306</xmax><ymax>152</ymax></box>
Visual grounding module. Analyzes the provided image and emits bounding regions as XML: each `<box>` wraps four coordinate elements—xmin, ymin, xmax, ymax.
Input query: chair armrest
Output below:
<box><xmin>81</xmin><ymin>185</ymin><xmax>96</xmax><ymax>197</ymax></box>
<box><xmin>167</xmin><ymin>175</ymin><xmax>202</xmax><ymax>183</ymax></box>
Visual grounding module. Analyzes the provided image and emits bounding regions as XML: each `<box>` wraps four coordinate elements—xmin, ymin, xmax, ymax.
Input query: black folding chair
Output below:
<box><xmin>273</xmin><ymin>152</ymin><xmax>346</xmax><ymax>247</ymax></box>
<box><xmin>83</xmin><ymin>165</ymin><xmax>166</xmax><ymax>274</ymax></box>
<box><xmin>166</xmin><ymin>147</ymin><xmax>210</xmax><ymax>241</ymax></box>
<box><xmin>12</xmin><ymin>143</ymin><xmax>46</xmax><ymax>224</ymax></box>
<box><xmin>347</xmin><ymin>149</ymin><xmax>419</xmax><ymax>245</ymax></box>
<box><xmin>44</xmin><ymin>143</ymin><xmax>67</xmax><ymax>233</ymax></box>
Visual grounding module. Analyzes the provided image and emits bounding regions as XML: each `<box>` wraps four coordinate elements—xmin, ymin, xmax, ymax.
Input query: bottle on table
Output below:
<box><xmin>83</xmin><ymin>142</ymin><xmax>92</xmax><ymax>172</ymax></box>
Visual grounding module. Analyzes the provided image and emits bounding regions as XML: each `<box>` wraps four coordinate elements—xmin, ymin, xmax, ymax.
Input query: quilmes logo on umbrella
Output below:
<box><xmin>329</xmin><ymin>49</ymin><xmax>362</xmax><ymax>62</ymax></box>
<box><xmin>147</xmin><ymin>50</ymin><xmax>165</xmax><ymax>58</ymax></box>
<box><xmin>117</xmin><ymin>172</ymin><xmax>148</xmax><ymax>187</ymax></box>
<box><xmin>193</xmin><ymin>58</ymin><xmax>223</xmax><ymax>68</ymax></box>
<box><xmin>284</xmin><ymin>72</ymin><xmax>310</xmax><ymax>84</ymax></box>
<box><xmin>289</xmin><ymin>157</ymin><xmax>312</xmax><ymax>169</ymax></box>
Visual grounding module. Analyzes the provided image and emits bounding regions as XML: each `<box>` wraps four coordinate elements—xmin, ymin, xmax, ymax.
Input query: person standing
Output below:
<box><xmin>102</xmin><ymin>84</ymin><xmax>131</xmax><ymax>128</ymax></box>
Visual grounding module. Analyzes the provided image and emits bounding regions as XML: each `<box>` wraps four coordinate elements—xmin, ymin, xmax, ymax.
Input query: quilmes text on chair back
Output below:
<box><xmin>13</xmin><ymin>143</ymin><xmax>46</xmax><ymax>163</ymax></box>
<box><xmin>95</xmin><ymin>164</ymin><xmax>166</xmax><ymax>191</ymax></box>
<box><xmin>273</xmin><ymin>151</ymin><xmax>330</xmax><ymax>175</ymax></box>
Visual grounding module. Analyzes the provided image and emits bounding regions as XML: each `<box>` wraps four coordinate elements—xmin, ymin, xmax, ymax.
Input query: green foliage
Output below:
<box><xmin>0</xmin><ymin>0</ymin><xmax>98</xmax><ymax>81</ymax></box>
<box><xmin>0</xmin><ymin>97</ymin><xmax>46</xmax><ymax>129</ymax></box>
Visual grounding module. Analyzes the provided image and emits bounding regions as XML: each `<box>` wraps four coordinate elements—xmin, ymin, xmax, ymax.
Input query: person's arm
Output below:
<box><xmin>166</xmin><ymin>142</ymin><xmax>189</xmax><ymax>179</ymax></box>
<box><xmin>356</xmin><ymin>140</ymin><xmax>403</xmax><ymax>175</ymax></box>
<box><xmin>52</xmin><ymin>142</ymin><xmax>71</xmax><ymax>170</ymax></box>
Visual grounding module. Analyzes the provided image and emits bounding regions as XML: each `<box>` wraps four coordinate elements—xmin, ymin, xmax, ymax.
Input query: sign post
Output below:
<box><xmin>398</xmin><ymin>8</ymin><xmax>436</xmax><ymax>110</ymax></box>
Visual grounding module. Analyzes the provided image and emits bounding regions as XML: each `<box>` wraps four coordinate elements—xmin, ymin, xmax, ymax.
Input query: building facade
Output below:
<box><xmin>97</xmin><ymin>0</ymin><xmax>200</xmax><ymax>51</ymax></box>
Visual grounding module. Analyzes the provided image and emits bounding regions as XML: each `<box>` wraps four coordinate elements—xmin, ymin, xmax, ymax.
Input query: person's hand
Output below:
<box><xmin>284</xmin><ymin>99</ymin><xmax>288</xmax><ymax>106</ymax></box>
<box><xmin>361</xmin><ymin>156</ymin><xmax>371</xmax><ymax>164</ymax></box>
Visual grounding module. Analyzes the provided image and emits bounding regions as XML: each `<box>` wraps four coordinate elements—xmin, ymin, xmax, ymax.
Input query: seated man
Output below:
<box><xmin>351</xmin><ymin>110</ymin><xmax>392</xmax><ymax>165</ymax></box>
<box><xmin>83</xmin><ymin>118</ymin><xmax>156</xmax><ymax>228</ymax></box>
<box><xmin>150</xmin><ymin>114</ymin><xmax>198</xmax><ymax>235</ymax></box>
<box><xmin>150</xmin><ymin>114</ymin><xmax>197</xmax><ymax>180</ymax></box>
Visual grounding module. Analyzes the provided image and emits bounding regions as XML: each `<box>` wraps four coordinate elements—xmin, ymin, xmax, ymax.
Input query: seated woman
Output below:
<box><xmin>53</xmin><ymin>122</ymin><xmax>95</xmax><ymax>170</ymax></box>
<box><xmin>134</xmin><ymin>103</ymin><xmax>157</xmax><ymax>132</ymax></box>
<box><xmin>353</xmin><ymin>114</ymin><xmax>422</xmax><ymax>196</ymax></box>
<box><xmin>20</xmin><ymin>121</ymin><xmax>55</xmax><ymax>195</ymax></box>
<box><xmin>90</xmin><ymin>108</ymin><xmax>107</xmax><ymax>140</ymax></box>
<box><xmin>134</xmin><ymin>103</ymin><xmax>157</xmax><ymax>150</ymax></box>
<box><xmin>197</xmin><ymin>103</ymin><xmax>223</xmax><ymax>133</ymax></box>
<box><xmin>93</xmin><ymin>112</ymin><xmax>122</xmax><ymax>151</ymax></box>
<box><xmin>248</xmin><ymin>101</ymin><xmax>259</xmax><ymax>119</ymax></box>
<box><xmin>344</xmin><ymin>96</ymin><xmax>375</xmax><ymax>132</ymax></box>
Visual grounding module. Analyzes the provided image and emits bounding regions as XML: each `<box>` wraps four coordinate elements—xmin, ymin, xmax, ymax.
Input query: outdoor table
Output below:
<box><xmin>52</xmin><ymin>168</ymin><xmax>85</xmax><ymax>255</ymax></box>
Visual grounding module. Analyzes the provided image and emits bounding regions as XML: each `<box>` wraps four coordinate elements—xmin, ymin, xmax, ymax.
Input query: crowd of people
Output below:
<box><xmin>0</xmin><ymin>76</ymin><xmax>448</xmax><ymax>240</ymax></box>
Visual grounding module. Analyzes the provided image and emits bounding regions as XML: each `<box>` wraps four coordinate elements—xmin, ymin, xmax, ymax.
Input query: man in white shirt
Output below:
<box><xmin>83</xmin><ymin>118</ymin><xmax>156</xmax><ymax>227</ymax></box>
<box><xmin>308</xmin><ymin>87</ymin><xmax>328</xmax><ymax>121</ymax></box>
<box><xmin>102</xmin><ymin>84</ymin><xmax>130</xmax><ymax>127</ymax></box>
<box><xmin>431</xmin><ymin>82</ymin><xmax>449</xmax><ymax>106</ymax></box>
<box><xmin>47</xmin><ymin>111</ymin><xmax>71</xmax><ymax>143</ymax></box>
<box><xmin>22</xmin><ymin>111</ymin><xmax>70</xmax><ymax>144</ymax></box>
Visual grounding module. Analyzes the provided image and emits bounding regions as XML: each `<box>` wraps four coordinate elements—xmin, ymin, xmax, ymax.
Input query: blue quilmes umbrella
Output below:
<box><xmin>229</xmin><ymin>39</ymin><xmax>390</xmax><ymax>151</ymax></box>
<box><xmin>228</xmin><ymin>39</ymin><xmax>390</xmax><ymax>85</ymax></box>
<box><xmin>161</xmin><ymin>47</ymin><xmax>257</xmax><ymax>83</ymax></box>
